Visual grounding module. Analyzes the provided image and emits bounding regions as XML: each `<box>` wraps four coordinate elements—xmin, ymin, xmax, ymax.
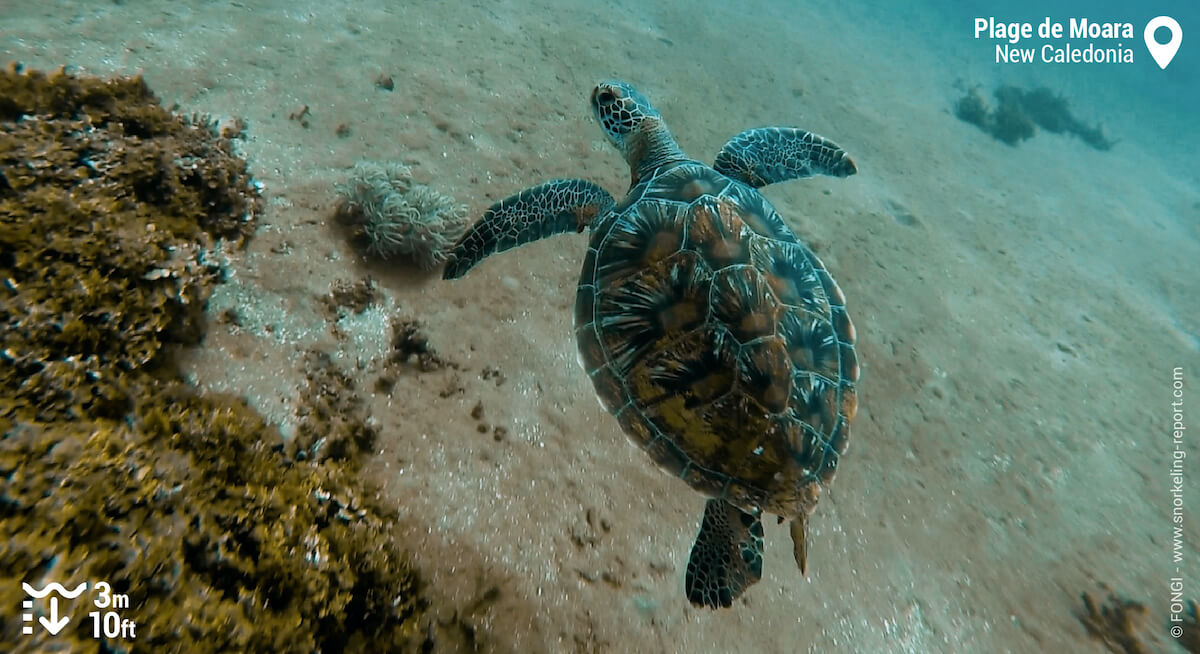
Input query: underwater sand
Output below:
<box><xmin>3</xmin><ymin>0</ymin><xmax>1198</xmax><ymax>652</ymax></box>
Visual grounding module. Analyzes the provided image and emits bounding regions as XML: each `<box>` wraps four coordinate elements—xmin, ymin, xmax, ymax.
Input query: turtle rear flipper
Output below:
<box><xmin>685</xmin><ymin>499</ymin><xmax>764</xmax><ymax>609</ymax></box>
<box><xmin>443</xmin><ymin>179</ymin><xmax>614</xmax><ymax>279</ymax></box>
<box><xmin>714</xmin><ymin>127</ymin><xmax>857</xmax><ymax>188</ymax></box>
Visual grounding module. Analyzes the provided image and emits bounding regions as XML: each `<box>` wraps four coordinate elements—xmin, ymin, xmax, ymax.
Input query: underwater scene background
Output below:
<box><xmin>1</xmin><ymin>0</ymin><xmax>1197</xmax><ymax>652</ymax></box>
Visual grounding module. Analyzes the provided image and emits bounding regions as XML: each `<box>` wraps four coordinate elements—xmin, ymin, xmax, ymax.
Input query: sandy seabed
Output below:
<box><xmin>3</xmin><ymin>0</ymin><xmax>1198</xmax><ymax>652</ymax></box>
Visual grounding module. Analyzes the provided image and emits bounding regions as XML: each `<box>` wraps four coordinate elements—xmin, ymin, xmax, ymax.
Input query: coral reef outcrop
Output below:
<box><xmin>0</xmin><ymin>64</ymin><xmax>425</xmax><ymax>652</ymax></box>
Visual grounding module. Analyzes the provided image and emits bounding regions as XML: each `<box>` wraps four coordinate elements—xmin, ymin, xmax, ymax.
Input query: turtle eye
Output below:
<box><xmin>596</xmin><ymin>90</ymin><xmax>615</xmax><ymax>105</ymax></box>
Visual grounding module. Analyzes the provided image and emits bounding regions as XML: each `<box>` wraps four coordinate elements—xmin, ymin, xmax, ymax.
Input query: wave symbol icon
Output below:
<box><xmin>22</xmin><ymin>582</ymin><xmax>88</xmax><ymax>598</ymax></box>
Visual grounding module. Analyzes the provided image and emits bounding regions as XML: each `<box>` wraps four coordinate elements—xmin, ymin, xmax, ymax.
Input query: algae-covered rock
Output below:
<box><xmin>1</xmin><ymin>383</ymin><xmax>424</xmax><ymax>653</ymax></box>
<box><xmin>952</xmin><ymin>82</ymin><xmax>1116</xmax><ymax>150</ymax></box>
<box><xmin>953</xmin><ymin>86</ymin><xmax>990</xmax><ymax>129</ymax></box>
<box><xmin>0</xmin><ymin>62</ymin><xmax>260</xmax><ymax>424</ymax></box>
<box><xmin>290</xmin><ymin>349</ymin><xmax>380</xmax><ymax>463</ymax></box>
<box><xmin>989</xmin><ymin>86</ymin><xmax>1037</xmax><ymax>146</ymax></box>
<box><xmin>0</xmin><ymin>65</ymin><xmax>426</xmax><ymax>652</ymax></box>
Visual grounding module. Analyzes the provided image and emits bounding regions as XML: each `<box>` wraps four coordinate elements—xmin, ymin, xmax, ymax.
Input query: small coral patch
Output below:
<box><xmin>334</xmin><ymin>161</ymin><xmax>468</xmax><ymax>269</ymax></box>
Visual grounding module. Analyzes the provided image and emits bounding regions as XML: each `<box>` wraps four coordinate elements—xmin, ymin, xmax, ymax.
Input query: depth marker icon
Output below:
<box><xmin>21</xmin><ymin>582</ymin><xmax>88</xmax><ymax>636</ymax></box>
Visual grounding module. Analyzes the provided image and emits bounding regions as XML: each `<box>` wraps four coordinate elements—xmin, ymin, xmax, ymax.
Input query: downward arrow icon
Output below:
<box><xmin>39</xmin><ymin>597</ymin><xmax>69</xmax><ymax>635</ymax></box>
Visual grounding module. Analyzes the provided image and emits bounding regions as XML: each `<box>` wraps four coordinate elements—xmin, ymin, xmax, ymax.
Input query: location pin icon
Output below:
<box><xmin>1144</xmin><ymin>16</ymin><xmax>1182</xmax><ymax>69</ymax></box>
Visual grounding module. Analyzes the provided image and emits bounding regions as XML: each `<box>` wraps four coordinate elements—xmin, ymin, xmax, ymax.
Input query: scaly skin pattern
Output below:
<box><xmin>714</xmin><ymin>127</ymin><xmax>857</xmax><ymax>188</ymax></box>
<box><xmin>443</xmin><ymin>179</ymin><xmax>614</xmax><ymax>279</ymax></box>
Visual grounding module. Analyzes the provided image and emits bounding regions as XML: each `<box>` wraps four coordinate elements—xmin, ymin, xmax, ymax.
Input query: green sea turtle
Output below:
<box><xmin>444</xmin><ymin>80</ymin><xmax>859</xmax><ymax>609</ymax></box>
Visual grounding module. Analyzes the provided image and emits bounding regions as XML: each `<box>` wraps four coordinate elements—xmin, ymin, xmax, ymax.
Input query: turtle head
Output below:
<box><xmin>591</xmin><ymin>80</ymin><xmax>686</xmax><ymax>181</ymax></box>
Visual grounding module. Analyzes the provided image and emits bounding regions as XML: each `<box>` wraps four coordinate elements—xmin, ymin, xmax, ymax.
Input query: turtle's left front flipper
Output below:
<box><xmin>443</xmin><ymin>179</ymin><xmax>614</xmax><ymax>279</ymax></box>
<box><xmin>685</xmin><ymin>499</ymin><xmax>764</xmax><ymax>609</ymax></box>
<box><xmin>714</xmin><ymin>127</ymin><xmax>857</xmax><ymax>188</ymax></box>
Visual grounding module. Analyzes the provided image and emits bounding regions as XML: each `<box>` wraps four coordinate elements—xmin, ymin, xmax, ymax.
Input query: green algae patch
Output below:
<box><xmin>0</xmin><ymin>62</ymin><xmax>259</xmax><ymax>424</ymax></box>
<box><xmin>1</xmin><ymin>384</ymin><xmax>425</xmax><ymax>652</ymax></box>
<box><xmin>0</xmin><ymin>64</ymin><xmax>426</xmax><ymax>652</ymax></box>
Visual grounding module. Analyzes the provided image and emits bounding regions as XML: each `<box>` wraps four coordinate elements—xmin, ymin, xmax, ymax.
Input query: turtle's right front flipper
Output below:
<box><xmin>442</xmin><ymin>179</ymin><xmax>614</xmax><ymax>279</ymax></box>
<box><xmin>714</xmin><ymin>127</ymin><xmax>856</xmax><ymax>188</ymax></box>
